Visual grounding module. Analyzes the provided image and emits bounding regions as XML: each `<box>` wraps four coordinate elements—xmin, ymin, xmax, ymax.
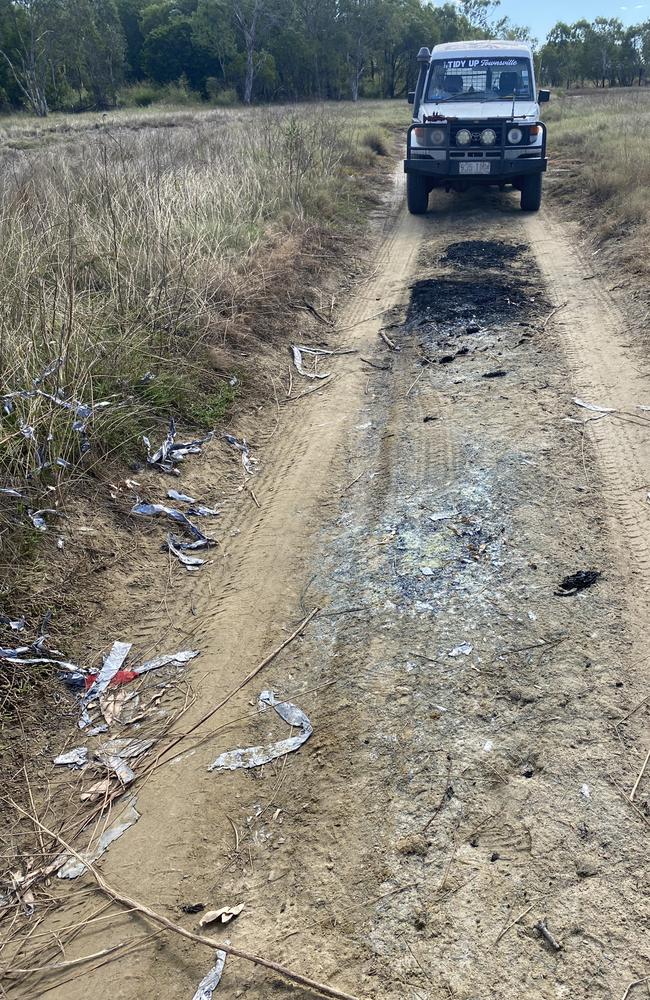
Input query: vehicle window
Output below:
<box><xmin>426</xmin><ymin>57</ymin><xmax>533</xmax><ymax>102</ymax></box>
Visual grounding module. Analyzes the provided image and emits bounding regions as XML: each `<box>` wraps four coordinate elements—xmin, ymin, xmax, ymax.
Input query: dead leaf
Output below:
<box><xmin>199</xmin><ymin>903</ymin><xmax>245</xmax><ymax>927</ymax></box>
<box><xmin>80</xmin><ymin>778</ymin><xmax>112</xmax><ymax>803</ymax></box>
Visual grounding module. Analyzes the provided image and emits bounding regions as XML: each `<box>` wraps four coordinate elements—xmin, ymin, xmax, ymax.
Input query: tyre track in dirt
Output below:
<box><xmin>15</xmin><ymin>179</ymin><xmax>650</xmax><ymax>1000</ymax></box>
<box><xmin>526</xmin><ymin>211</ymin><xmax>650</xmax><ymax>619</ymax></box>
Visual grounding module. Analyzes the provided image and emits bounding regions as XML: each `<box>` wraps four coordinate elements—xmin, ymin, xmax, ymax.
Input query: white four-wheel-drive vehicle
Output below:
<box><xmin>404</xmin><ymin>40</ymin><xmax>549</xmax><ymax>214</ymax></box>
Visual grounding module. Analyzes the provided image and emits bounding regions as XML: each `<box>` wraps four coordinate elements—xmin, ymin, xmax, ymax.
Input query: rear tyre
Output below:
<box><xmin>407</xmin><ymin>173</ymin><xmax>429</xmax><ymax>215</ymax></box>
<box><xmin>520</xmin><ymin>173</ymin><xmax>542</xmax><ymax>212</ymax></box>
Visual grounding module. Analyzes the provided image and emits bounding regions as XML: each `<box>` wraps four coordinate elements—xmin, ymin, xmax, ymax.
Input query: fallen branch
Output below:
<box><xmin>340</xmin><ymin>471</ymin><xmax>365</xmax><ymax>495</ymax></box>
<box><xmin>379</xmin><ymin>330</ymin><xmax>399</xmax><ymax>351</ymax></box>
<box><xmin>7</xmin><ymin>800</ymin><xmax>362</xmax><ymax>1000</ymax></box>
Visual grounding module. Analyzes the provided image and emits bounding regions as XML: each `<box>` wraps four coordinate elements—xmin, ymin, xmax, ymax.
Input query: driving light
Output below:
<box><xmin>481</xmin><ymin>128</ymin><xmax>497</xmax><ymax>146</ymax></box>
<box><xmin>456</xmin><ymin>128</ymin><xmax>472</xmax><ymax>146</ymax></box>
<box><xmin>507</xmin><ymin>127</ymin><xmax>523</xmax><ymax>144</ymax></box>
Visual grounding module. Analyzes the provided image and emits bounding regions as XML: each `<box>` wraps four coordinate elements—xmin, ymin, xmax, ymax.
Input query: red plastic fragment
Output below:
<box><xmin>84</xmin><ymin>669</ymin><xmax>139</xmax><ymax>690</ymax></box>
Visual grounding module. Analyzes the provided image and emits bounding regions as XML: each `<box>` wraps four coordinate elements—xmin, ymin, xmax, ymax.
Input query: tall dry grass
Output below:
<box><xmin>544</xmin><ymin>89</ymin><xmax>650</xmax><ymax>248</ymax></box>
<box><xmin>0</xmin><ymin>103</ymin><xmax>399</xmax><ymax>579</ymax></box>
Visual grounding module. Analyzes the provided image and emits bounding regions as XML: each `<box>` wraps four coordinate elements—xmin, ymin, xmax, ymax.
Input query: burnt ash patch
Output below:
<box><xmin>406</xmin><ymin>274</ymin><xmax>541</xmax><ymax>330</ymax></box>
<box><xmin>442</xmin><ymin>240</ymin><xmax>526</xmax><ymax>270</ymax></box>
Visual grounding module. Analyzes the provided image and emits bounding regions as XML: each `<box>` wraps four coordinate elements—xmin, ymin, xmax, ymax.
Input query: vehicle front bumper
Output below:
<box><xmin>404</xmin><ymin>156</ymin><xmax>547</xmax><ymax>179</ymax></box>
<box><xmin>404</xmin><ymin>120</ymin><xmax>547</xmax><ymax>181</ymax></box>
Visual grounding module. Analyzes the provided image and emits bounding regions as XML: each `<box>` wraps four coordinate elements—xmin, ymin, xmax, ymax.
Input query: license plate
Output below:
<box><xmin>459</xmin><ymin>162</ymin><xmax>491</xmax><ymax>175</ymax></box>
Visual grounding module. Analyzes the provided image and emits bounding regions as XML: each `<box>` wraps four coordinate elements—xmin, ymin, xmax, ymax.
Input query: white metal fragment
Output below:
<box><xmin>168</xmin><ymin>489</ymin><xmax>197</xmax><ymax>504</ymax></box>
<box><xmin>82</xmin><ymin>641</ymin><xmax>132</xmax><ymax>711</ymax></box>
<box><xmin>580</xmin><ymin>784</ymin><xmax>591</xmax><ymax>799</ymax></box>
<box><xmin>53</xmin><ymin>747</ymin><xmax>88</xmax><ymax>769</ymax></box>
<box><xmin>429</xmin><ymin>511</ymin><xmax>458</xmax><ymax>522</ymax></box>
<box><xmin>136</xmin><ymin>650</ymin><xmax>199</xmax><ymax>674</ymax></box>
<box><xmin>224</xmin><ymin>434</ymin><xmax>258</xmax><ymax>475</ymax></box>
<box><xmin>97</xmin><ymin>737</ymin><xmax>155</xmax><ymax>759</ymax></box>
<box><xmin>291</xmin><ymin>345</ymin><xmax>331</xmax><ymax>380</ymax></box>
<box><xmin>208</xmin><ymin>690</ymin><xmax>313</xmax><ymax>772</ymax></box>
<box><xmin>57</xmin><ymin>797</ymin><xmax>140</xmax><ymax>879</ymax></box>
<box><xmin>192</xmin><ymin>949</ymin><xmax>227</xmax><ymax>1000</ymax></box>
<box><xmin>572</xmin><ymin>397</ymin><xmax>615</xmax><ymax>414</ymax></box>
<box><xmin>167</xmin><ymin>535</ymin><xmax>206</xmax><ymax>570</ymax></box>
<box><xmin>420</xmin><ymin>566</ymin><xmax>434</xmax><ymax>576</ymax></box>
<box><xmin>448</xmin><ymin>642</ymin><xmax>473</xmax><ymax>657</ymax></box>
<box><xmin>95</xmin><ymin>754</ymin><xmax>136</xmax><ymax>786</ymax></box>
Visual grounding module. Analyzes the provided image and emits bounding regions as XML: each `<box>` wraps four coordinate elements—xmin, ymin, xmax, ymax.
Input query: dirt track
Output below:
<box><xmin>13</xmin><ymin>169</ymin><xmax>650</xmax><ymax>1000</ymax></box>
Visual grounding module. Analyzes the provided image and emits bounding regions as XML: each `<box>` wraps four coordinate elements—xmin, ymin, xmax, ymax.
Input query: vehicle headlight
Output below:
<box><xmin>481</xmin><ymin>128</ymin><xmax>497</xmax><ymax>146</ymax></box>
<box><xmin>429</xmin><ymin>128</ymin><xmax>446</xmax><ymax>146</ymax></box>
<box><xmin>507</xmin><ymin>127</ymin><xmax>523</xmax><ymax>144</ymax></box>
<box><xmin>456</xmin><ymin>128</ymin><xmax>472</xmax><ymax>146</ymax></box>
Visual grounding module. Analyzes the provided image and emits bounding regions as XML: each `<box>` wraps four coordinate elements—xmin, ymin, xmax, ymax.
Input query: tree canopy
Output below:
<box><xmin>0</xmin><ymin>0</ymin><xmax>533</xmax><ymax>114</ymax></box>
<box><xmin>4</xmin><ymin>0</ymin><xmax>647</xmax><ymax>117</ymax></box>
<box><xmin>539</xmin><ymin>17</ymin><xmax>650</xmax><ymax>88</ymax></box>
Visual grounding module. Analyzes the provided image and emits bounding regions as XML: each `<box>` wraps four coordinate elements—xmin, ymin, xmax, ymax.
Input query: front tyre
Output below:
<box><xmin>407</xmin><ymin>173</ymin><xmax>429</xmax><ymax>215</ymax></box>
<box><xmin>520</xmin><ymin>173</ymin><xmax>542</xmax><ymax>212</ymax></box>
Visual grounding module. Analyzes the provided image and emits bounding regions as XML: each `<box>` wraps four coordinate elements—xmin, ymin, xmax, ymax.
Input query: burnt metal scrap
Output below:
<box><xmin>166</xmin><ymin>534</ymin><xmax>206</xmax><ymax>570</ymax></box>
<box><xmin>224</xmin><ymin>434</ymin><xmax>257</xmax><ymax>475</ymax></box>
<box><xmin>143</xmin><ymin>418</ymin><xmax>213</xmax><ymax>476</ymax></box>
<box><xmin>82</xmin><ymin>641</ymin><xmax>133</xmax><ymax>708</ymax></box>
<box><xmin>556</xmin><ymin>570</ymin><xmax>601</xmax><ymax>596</ymax></box>
<box><xmin>3</xmin><ymin>384</ymin><xmax>112</xmax><ymax>450</ymax></box>
<box><xmin>28</xmin><ymin>508</ymin><xmax>61</xmax><ymax>532</ymax></box>
<box><xmin>131</xmin><ymin>502</ymin><xmax>215</xmax><ymax>545</ymax></box>
<box><xmin>79</xmin><ymin>643</ymin><xmax>199</xmax><ymax>728</ymax></box>
<box><xmin>208</xmin><ymin>690</ymin><xmax>313</xmax><ymax>772</ymax></box>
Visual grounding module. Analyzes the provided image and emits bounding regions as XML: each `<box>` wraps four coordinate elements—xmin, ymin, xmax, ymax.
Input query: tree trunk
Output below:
<box><xmin>235</xmin><ymin>1</ymin><xmax>260</xmax><ymax>105</ymax></box>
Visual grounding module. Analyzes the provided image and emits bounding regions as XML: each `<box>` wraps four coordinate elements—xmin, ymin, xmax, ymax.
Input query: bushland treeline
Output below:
<box><xmin>540</xmin><ymin>18</ymin><xmax>650</xmax><ymax>88</ymax></box>
<box><xmin>2</xmin><ymin>1</ymin><xmax>649</xmax><ymax>119</ymax></box>
<box><xmin>0</xmin><ymin>0</ymin><xmax>530</xmax><ymax>114</ymax></box>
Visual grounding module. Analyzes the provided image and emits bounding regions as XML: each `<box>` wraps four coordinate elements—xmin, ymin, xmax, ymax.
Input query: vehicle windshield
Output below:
<box><xmin>426</xmin><ymin>56</ymin><xmax>533</xmax><ymax>103</ymax></box>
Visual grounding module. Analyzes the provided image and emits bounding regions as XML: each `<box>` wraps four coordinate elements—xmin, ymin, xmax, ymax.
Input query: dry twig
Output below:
<box><xmin>494</xmin><ymin>904</ymin><xmax>533</xmax><ymax>944</ymax></box>
<box><xmin>6</xmin><ymin>800</ymin><xmax>362</xmax><ymax>1000</ymax></box>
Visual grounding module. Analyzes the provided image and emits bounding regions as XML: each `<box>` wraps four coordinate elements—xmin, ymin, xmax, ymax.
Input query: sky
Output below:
<box><xmin>494</xmin><ymin>0</ymin><xmax>649</xmax><ymax>42</ymax></box>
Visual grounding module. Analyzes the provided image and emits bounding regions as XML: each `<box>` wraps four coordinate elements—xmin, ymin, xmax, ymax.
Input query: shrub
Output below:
<box><xmin>205</xmin><ymin>79</ymin><xmax>238</xmax><ymax>107</ymax></box>
<box><xmin>119</xmin><ymin>83</ymin><xmax>160</xmax><ymax>107</ymax></box>
<box><xmin>361</xmin><ymin>127</ymin><xmax>390</xmax><ymax>156</ymax></box>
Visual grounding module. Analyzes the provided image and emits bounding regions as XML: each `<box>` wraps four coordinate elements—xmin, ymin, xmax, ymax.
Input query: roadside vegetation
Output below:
<box><xmin>544</xmin><ymin>89</ymin><xmax>650</xmax><ymax>268</ymax></box>
<box><xmin>0</xmin><ymin>102</ymin><xmax>402</xmax><ymax>659</ymax></box>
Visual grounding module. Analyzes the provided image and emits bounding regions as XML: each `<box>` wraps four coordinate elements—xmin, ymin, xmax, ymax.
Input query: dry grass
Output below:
<box><xmin>544</xmin><ymin>89</ymin><xmax>650</xmax><ymax>257</ymax></box>
<box><xmin>0</xmin><ymin>101</ymin><xmax>408</xmax><ymax>610</ymax></box>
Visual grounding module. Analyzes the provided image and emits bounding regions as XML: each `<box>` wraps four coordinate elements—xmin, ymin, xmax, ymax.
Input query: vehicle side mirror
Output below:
<box><xmin>538</xmin><ymin>89</ymin><xmax>550</xmax><ymax>103</ymax></box>
<box><xmin>407</xmin><ymin>91</ymin><xmax>415</xmax><ymax>105</ymax></box>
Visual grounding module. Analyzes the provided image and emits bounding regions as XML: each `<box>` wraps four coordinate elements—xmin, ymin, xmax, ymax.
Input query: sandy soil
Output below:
<box><xmin>4</xmin><ymin>168</ymin><xmax>650</xmax><ymax>1000</ymax></box>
